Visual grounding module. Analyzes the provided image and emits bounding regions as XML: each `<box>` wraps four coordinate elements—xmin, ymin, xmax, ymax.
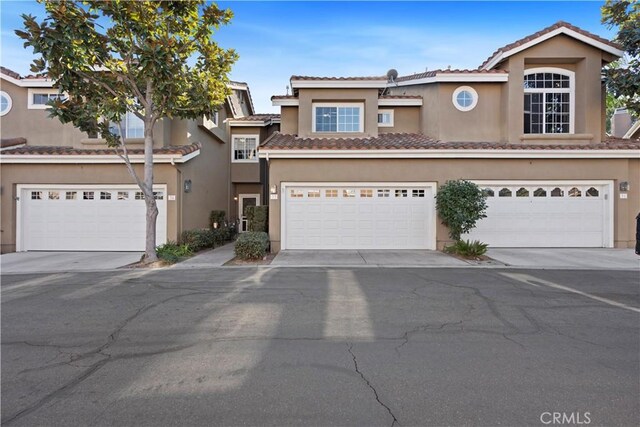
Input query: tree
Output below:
<box><xmin>602</xmin><ymin>0</ymin><xmax>640</xmax><ymax>117</ymax></box>
<box><xmin>17</xmin><ymin>0</ymin><xmax>237</xmax><ymax>262</ymax></box>
<box><xmin>435</xmin><ymin>180</ymin><xmax>487</xmax><ymax>242</ymax></box>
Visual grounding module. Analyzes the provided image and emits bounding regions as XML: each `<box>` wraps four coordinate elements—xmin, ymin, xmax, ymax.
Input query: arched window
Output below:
<box><xmin>523</xmin><ymin>68</ymin><xmax>574</xmax><ymax>134</ymax></box>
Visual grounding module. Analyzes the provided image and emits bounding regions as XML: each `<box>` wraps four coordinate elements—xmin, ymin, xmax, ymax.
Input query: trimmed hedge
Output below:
<box><xmin>234</xmin><ymin>231</ymin><xmax>269</xmax><ymax>260</ymax></box>
<box><xmin>246</xmin><ymin>205</ymin><xmax>268</xmax><ymax>232</ymax></box>
<box><xmin>180</xmin><ymin>226</ymin><xmax>236</xmax><ymax>252</ymax></box>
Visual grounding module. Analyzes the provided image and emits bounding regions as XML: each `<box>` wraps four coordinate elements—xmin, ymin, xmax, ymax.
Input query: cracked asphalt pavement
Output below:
<box><xmin>1</xmin><ymin>266</ymin><xmax>638</xmax><ymax>426</ymax></box>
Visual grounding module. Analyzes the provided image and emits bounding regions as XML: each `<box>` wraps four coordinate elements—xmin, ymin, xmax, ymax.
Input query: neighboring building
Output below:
<box><xmin>260</xmin><ymin>22</ymin><xmax>640</xmax><ymax>252</ymax></box>
<box><xmin>0</xmin><ymin>68</ymin><xmax>278</xmax><ymax>252</ymax></box>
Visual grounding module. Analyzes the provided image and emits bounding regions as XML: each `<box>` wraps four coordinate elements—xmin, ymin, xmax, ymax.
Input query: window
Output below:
<box><xmin>27</xmin><ymin>89</ymin><xmax>67</xmax><ymax>109</ymax></box>
<box><xmin>109</xmin><ymin>112</ymin><xmax>144</xmax><ymax>138</ymax></box>
<box><xmin>313</xmin><ymin>103</ymin><xmax>363</xmax><ymax>133</ymax></box>
<box><xmin>290</xmin><ymin>189</ymin><xmax>303</xmax><ymax>198</ymax></box>
<box><xmin>533</xmin><ymin>188</ymin><xmax>547</xmax><ymax>197</ymax></box>
<box><xmin>516</xmin><ymin>187</ymin><xmax>529</xmax><ymax>197</ymax></box>
<box><xmin>524</xmin><ymin>69</ymin><xmax>573</xmax><ymax>134</ymax></box>
<box><xmin>135</xmin><ymin>191</ymin><xmax>145</xmax><ymax>200</ymax></box>
<box><xmin>568</xmin><ymin>187</ymin><xmax>581</xmax><ymax>197</ymax></box>
<box><xmin>452</xmin><ymin>86</ymin><xmax>478</xmax><ymax>112</ymax></box>
<box><xmin>48</xmin><ymin>191</ymin><xmax>60</xmax><ymax>200</ymax></box>
<box><xmin>308</xmin><ymin>190</ymin><xmax>320</xmax><ymax>198</ymax></box>
<box><xmin>551</xmin><ymin>187</ymin><xmax>564</xmax><ymax>197</ymax></box>
<box><xmin>412</xmin><ymin>189</ymin><xmax>425</xmax><ymax>198</ymax></box>
<box><xmin>377</xmin><ymin>189</ymin><xmax>390</xmax><ymax>198</ymax></box>
<box><xmin>325</xmin><ymin>189</ymin><xmax>338</xmax><ymax>198</ymax></box>
<box><xmin>153</xmin><ymin>191</ymin><xmax>164</xmax><ymax>200</ymax></box>
<box><xmin>377</xmin><ymin>110</ymin><xmax>394</xmax><ymax>127</ymax></box>
<box><xmin>66</xmin><ymin>191</ymin><xmax>77</xmax><ymax>200</ymax></box>
<box><xmin>100</xmin><ymin>191</ymin><xmax>112</xmax><ymax>200</ymax></box>
<box><xmin>343</xmin><ymin>189</ymin><xmax>356</xmax><ymax>198</ymax></box>
<box><xmin>360</xmin><ymin>189</ymin><xmax>373</xmax><ymax>198</ymax></box>
<box><xmin>482</xmin><ymin>188</ymin><xmax>495</xmax><ymax>197</ymax></box>
<box><xmin>31</xmin><ymin>191</ymin><xmax>43</xmax><ymax>200</ymax></box>
<box><xmin>232</xmin><ymin>135</ymin><xmax>259</xmax><ymax>162</ymax></box>
<box><xmin>117</xmin><ymin>191</ymin><xmax>129</xmax><ymax>200</ymax></box>
<box><xmin>499</xmin><ymin>188</ymin><xmax>512</xmax><ymax>197</ymax></box>
<box><xmin>395</xmin><ymin>189</ymin><xmax>408</xmax><ymax>198</ymax></box>
<box><xmin>586</xmin><ymin>187</ymin><xmax>599</xmax><ymax>197</ymax></box>
<box><xmin>0</xmin><ymin>91</ymin><xmax>12</xmax><ymax>116</ymax></box>
<box><xmin>83</xmin><ymin>191</ymin><xmax>94</xmax><ymax>200</ymax></box>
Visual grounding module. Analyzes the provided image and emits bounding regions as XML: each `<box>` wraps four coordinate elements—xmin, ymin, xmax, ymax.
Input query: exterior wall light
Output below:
<box><xmin>270</xmin><ymin>185</ymin><xmax>278</xmax><ymax>194</ymax></box>
<box><xmin>184</xmin><ymin>179</ymin><xmax>192</xmax><ymax>193</ymax></box>
<box><xmin>619</xmin><ymin>181</ymin><xmax>629</xmax><ymax>192</ymax></box>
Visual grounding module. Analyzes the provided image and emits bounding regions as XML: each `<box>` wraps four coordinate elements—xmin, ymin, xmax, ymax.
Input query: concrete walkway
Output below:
<box><xmin>271</xmin><ymin>250</ymin><xmax>471</xmax><ymax>267</ymax></box>
<box><xmin>487</xmin><ymin>248</ymin><xmax>639</xmax><ymax>270</ymax></box>
<box><xmin>170</xmin><ymin>242</ymin><xmax>236</xmax><ymax>269</ymax></box>
<box><xmin>0</xmin><ymin>251</ymin><xmax>142</xmax><ymax>274</ymax></box>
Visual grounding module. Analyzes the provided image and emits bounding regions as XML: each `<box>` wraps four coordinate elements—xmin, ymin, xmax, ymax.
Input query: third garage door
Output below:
<box><xmin>283</xmin><ymin>184</ymin><xmax>436</xmax><ymax>250</ymax></box>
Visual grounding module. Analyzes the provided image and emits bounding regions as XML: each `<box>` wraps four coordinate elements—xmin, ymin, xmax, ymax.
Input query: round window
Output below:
<box><xmin>0</xmin><ymin>91</ymin><xmax>12</xmax><ymax>116</ymax></box>
<box><xmin>452</xmin><ymin>86</ymin><xmax>478</xmax><ymax>112</ymax></box>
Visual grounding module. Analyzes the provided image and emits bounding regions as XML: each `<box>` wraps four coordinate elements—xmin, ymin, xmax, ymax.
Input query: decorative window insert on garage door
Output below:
<box><xmin>463</xmin><ymin>181</ymin><xmax>613</xmax><ymax>248</ymax></box>
<box><xmin>281</xmin><ymin>182</ymin><xmax>437</xmax><ymax>250</ymax></box>
<box><xmin>16</xmin><ymin>184</ymin><xmax>168</xmax><ymax>251</ymax></box>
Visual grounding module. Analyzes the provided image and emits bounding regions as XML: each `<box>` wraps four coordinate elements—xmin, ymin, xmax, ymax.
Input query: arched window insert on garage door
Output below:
<box><xmin>524</xmin><ymin>68</ymin><xmax>575</xmax><ymax>134</ymax></box>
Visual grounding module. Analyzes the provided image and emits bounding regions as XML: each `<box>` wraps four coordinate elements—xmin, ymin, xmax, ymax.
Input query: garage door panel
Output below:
<box><xmin>285</xmin><ymin>185</ymin><xmax>434</xmax><ymax>250</ymax></box>
<box><xmin>20</xmin><ymin>186</ymin><xmax>167</xmax><ymax>251</ymax></box>
<box><xmin>465</xmin><ymin>183</ymin><xmax>609</xmax><ymax>248</ymax></box>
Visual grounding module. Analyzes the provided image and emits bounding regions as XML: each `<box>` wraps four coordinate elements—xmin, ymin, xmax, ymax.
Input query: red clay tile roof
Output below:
<box><xmin>1</xmin><ymin>142</ymin><xmax>202</xmax><ymax>156</ymax></box>
<box><xmin>395</xmin><ymin>69</ymin><xmax>508</xmax><ymax>83</ymax></box>
<box><xmin>290</xmin><ymin>75</ymin><xmax>387</xmax><ymax>81</ymax></box>
<box><xmin>260</xmin><ymin>132</ymin><xmax>640</xmax><ymax>151</ymax></box>
<box><xmin>271</xmin><ymin>95</ymin><xmax>298</xmax><ymax>100</ymax></box>
<box><xmin>0</xmin><ymin>66</ymin><xmax>21</xmax><ymax>79</ymax></box>
<box><xmin>480</xmin><ymin>21</ymin><xmax>622</xmax><ymax>69</ymax></box>
<box><xmin>1</xmin><ymin>138</ymin><xmax>27</xmax><ymax>149</ymax></box>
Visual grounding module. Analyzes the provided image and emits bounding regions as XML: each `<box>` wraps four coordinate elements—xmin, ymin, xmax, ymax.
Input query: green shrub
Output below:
<box><xmin>435</xmin><ymin>180</ymin><xmax>488</xmax><ymax>241</ymax></box>
<box><xmin>180</xmin><ymin>229</ymin><xmax>215</xmax><ymax>251</ymax></box>
<box><xmin>156</xmin><ymin>242</ymin><xmax>193</xmax><ymax>264</ymax></box>
<box><xmin>209</xmin><ymin>210</ymin><xmax>226</xmax><ymax>229</ymax></box>
<box><xmin>234</xmin><ymin>231</ymin><xmax>269</xmax><ymax>260</ymax></box>
<box><xmin>246</xmin><ymin>205</ymin><xmax>268</xmax><ymax>232</ymax></box>
<box><xmin>444</xmin><ymin>239</ymin><xmax>488</xmax><ymax>258</ymax></box>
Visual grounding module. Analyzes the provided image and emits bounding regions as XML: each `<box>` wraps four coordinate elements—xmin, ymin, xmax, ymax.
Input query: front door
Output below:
<box><xmin>239</xmin><ymin>194</ymin><xmax>260</xmax><ymax>232</ymax></box>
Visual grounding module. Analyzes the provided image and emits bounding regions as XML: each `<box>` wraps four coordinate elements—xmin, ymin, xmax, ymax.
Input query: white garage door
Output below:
<box><xmin>464</xmin><ymin>182</ymin><xmax>612</xmax><ymax>247</ymax></box>
<box><xmin>18</xmin><ymin>185</ymin><xmax>167</xmax><ymax>251</ymax></box>
<box><xmin>283</xmin><ymin>184</ymin><xmax>436</xmax><ymax>250</ymax></box>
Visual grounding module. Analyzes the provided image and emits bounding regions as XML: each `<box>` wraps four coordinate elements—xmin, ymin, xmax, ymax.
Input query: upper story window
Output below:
<box><xmin>232</xmin><ymin>135</ymin><xmax>259</xmax><ymax>163</ymax></box>
<box><xmin>0</xmin><ymin>91</ymin><xmax>12</xmax><ymax>116</ymax></box>
<box><xmin>108</xmin><ymin>112</ymin><xmax>145</xmax><ymax>138</ymax></box>
<box><xmin>523</xmin><ymin>68</ymin><xmax>574</xmax><ymax>134</ymax></box>
<box><xmin>452</xmin><ymin>86</ymin><xmax>478</xmax><ymax>112</ymax></box>
<box><xmin>27</xmin><ymin>89</ymin><xmax>67</xmax><ymax>109</ymax></box>
<box><xmin>377</xmin><ymin>110</ymin><xmax>394</xmax><ymax>127</ymax></box>
<box><xmin>313</xmin><ymin>103</ymin><xmax>363</xmax><ymax>133</ymax></box>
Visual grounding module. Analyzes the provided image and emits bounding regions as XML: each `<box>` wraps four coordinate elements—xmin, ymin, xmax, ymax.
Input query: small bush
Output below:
<box><xmin>444</xmin><ymin>239</ymin><xmax>488</xmax><ymax>258</ymax></box>
<box><xmin>180</xmin><ymin>229</ymin><xmax>215</xmax><ymax>251</ymax></box>
<box><xmin>234</xmin><ymin>231</ymin><xmax>269</xmax><ymax>260</ymax></box>
<box><xmin>436</xmin><ymin>180</ymin><xmax>488</xmax><ymax>241</ymax></box>
<box><xmin>157</xmin><ymin>242</ymin><xmax>193</xmax><ymax>264</ymax></box>
<box><xmin>246</xmin><ymin>206</ymin><xmax>268</xmax><ymax>232</ymax></box>
<box><xmin>209</xmin><ymin>210</ymin><xmax>226</xmax><ymax>229</ymax></box>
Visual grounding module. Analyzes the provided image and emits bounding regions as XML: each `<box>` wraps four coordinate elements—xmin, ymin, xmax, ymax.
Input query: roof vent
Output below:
<box><xmin>386</xmin><ymin>69</ymin><xmax>398</xmax><ymax>83</ymax></box>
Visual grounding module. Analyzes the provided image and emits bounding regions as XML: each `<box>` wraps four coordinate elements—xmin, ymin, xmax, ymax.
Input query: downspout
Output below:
<box><xmin>170</xmin><ymin>157</ymin><xmax>183</xmax><ymax>240</ymax></box>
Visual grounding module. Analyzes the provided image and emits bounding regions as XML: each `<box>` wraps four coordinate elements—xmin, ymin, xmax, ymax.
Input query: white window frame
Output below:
<box><xmin>232</xmin><ymin>134</ymin><xmax>259</xmax><ymax>163</ymax></box>
<box><xmin>312</xmin><ymin>102</ymin><xmax>364</xmax><ymax>133</ymax></box>
<box><xmin>27</xmin><ymin>88</ymin><xmax>67</xmax><ymax>109</ymax></box>
<box><xmin>377</xmin><ymin>109</ymin><xmax>394</xmax><ymax>127</ymax></box>
<box><xmin>452</xmin><ymin>86</ymin><xmax>478</xmax><ymax>112</ymax></box>
<box><xmin>0</xmin><ymin>91</ymin><xmax>12</xmax><ymax>116</ymax></box>
<box><xmin>523</xmin><ymin>67</ymin><xmax>575</xmax><ymax>134</ymax></box>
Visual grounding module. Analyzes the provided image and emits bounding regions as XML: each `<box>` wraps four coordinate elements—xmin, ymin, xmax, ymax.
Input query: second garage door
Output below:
<box><xmin>283</xmin><ymin>184</ymin><xmax>436</xmax><ymax>250</ymax></box>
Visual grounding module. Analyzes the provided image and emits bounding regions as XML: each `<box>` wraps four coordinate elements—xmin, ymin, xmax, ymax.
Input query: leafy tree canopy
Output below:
<box><xmin>602</xmin><ymin>0</ymin><xmax>640</xmax><ymax>116</ymax></box>
<box><xmin>435</xmin><ymin>180</ymin><xmax>488</xmax><ymax>242</ymax></box>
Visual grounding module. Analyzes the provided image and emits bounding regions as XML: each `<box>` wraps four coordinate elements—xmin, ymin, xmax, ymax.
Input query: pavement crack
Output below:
<box><xmin>347</xmin><ymin>343</ymin><xmax>399</xmax><ymax>427</ymax></box>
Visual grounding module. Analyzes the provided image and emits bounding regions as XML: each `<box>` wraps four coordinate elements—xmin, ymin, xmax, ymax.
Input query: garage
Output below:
<box><xmin>282</xmin><ymin>183</ymin><xmax>436</xmax><ymax>250</ymax></box>
<box><xmin>17</xmin><ymin>185</ymin><xmax>167</xmax><ymax>251</ymax></box>
<box><xmin>465</xmin><ymin>181</ymin><xmax>613</xmax><ymax>248</ymax></box>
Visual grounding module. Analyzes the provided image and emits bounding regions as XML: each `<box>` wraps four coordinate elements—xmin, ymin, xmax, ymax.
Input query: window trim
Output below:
<box><xmin>0</xmin><ymin>91</ymin><xmax>12</xmax><ymax>116</ymax></box>
<box><xmin>312</xmin><ymin>102</ymin><xmax>364</xmax><ymax>133</ymax></box>
<box><xmin>231</xmin><ymin>134</ymin><xmax>260</xmax><ymax>163</ymax></box>
<box><xmin>452</xmin><ymin>86</ymin><xmax>478</xmax><ymax>112</ymax></box>
<box><xmin>27</xmin><ymin>88</ymin><xmax>67</xmax><ymax>110</ymax></box>
<box><xmin>523</xmin><ymin>67</ymin><xmax>575</xmax><ymax>134</ymax></box>
<box><xmin>377</xmin><ymin>109</ymin><xmax>394</xmax><ymax>127</ymax></box>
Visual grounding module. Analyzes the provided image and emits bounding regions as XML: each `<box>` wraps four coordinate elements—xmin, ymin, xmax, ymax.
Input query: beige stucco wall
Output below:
<box><xmin>297</xmin><ymin>88</ymin><xmax>380</xmax><ymax>138</ymax></box>
<box><xmin>378</xmin><ymin>106</ymin><xmax>421</xmax><ymax>134</ymax></box>
<box><xmin>280</xmin><ymin>106</ymin><xmax>299</xmax><ymax>134</ymax></box>
<box><xmin>0</xmin><ymin>163</ymin><xmax>180</xmax><ymax>253</ymax></box>
<box><xmin>230</xmin><ymin>126</ymin><xmax>269</xmax><ymax>183</ymax></box>
<box><xmin>266</xmin><ymin>157</ymin><xmax>639</xmax><ymax>252</ymax></box>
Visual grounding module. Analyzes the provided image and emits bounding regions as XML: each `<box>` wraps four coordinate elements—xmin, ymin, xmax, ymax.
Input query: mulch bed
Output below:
<box><xmin>224</xmin><ymin>252</ymin><xmax>276</xmax><ymax>266</ymax></box>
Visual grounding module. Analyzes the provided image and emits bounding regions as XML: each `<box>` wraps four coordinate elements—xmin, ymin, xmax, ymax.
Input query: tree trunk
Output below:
<box><xmin>143</xmin><ymin>80</ymin><xmax>159</xmax><ymax>263</ymax></box>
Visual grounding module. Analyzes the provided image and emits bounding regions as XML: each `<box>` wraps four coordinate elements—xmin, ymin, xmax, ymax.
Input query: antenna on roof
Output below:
<box><xmin>386</xmin><ymin>68</ymin><xmax>398</xmax><ymax>83</ymax></box>
<box><xmin>286</xmin><ymin>85</ymin><xmax>290</xmax><ymax>96</ymax></box>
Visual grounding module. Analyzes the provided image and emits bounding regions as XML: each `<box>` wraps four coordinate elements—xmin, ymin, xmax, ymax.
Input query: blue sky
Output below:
<box><xmin>1</xmin><ymin>1</ymin><xmax>614</xmax><ymax>113</ymax></box>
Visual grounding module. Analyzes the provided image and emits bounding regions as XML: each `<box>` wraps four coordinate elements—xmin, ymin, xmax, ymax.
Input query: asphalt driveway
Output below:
<box><xmin>1</xmin><ymin>251</ymin><xmax>142</xmax><ymax>274</ymax></box>
<box><xmin>2</xmin><ymin>267</ymin><xmax>638</xmax><ymax>426</ymax></box>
